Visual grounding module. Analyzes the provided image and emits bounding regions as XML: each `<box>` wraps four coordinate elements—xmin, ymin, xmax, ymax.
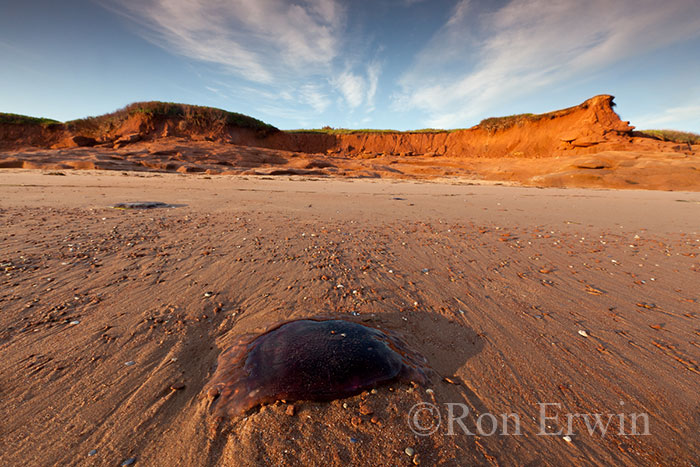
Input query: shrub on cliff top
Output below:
<box><xmin>66</xmin><ymin>102</ymin><xmax>277</xmax><ymax>136</ymax></box>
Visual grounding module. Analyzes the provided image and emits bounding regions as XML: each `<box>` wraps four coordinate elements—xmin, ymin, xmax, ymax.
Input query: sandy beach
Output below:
<box><xmin>1</xmin><ymin>170</ymin><xmax>698</xmax><ymax>466</ymax></box>
<box><xmin>4</xmin><ymin>0</ymin><xmax>700</xmax><ymax>464</ymax></box>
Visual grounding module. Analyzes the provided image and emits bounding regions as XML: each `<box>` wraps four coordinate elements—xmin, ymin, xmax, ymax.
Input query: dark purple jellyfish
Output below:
<box><xmin>204</xmin><ymin>319</ymin><xmax>430</xmax><ymax>417</ymax></box>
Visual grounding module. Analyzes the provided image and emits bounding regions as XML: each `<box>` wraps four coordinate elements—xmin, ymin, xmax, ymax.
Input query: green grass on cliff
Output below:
<box><xmin>639</xmin><ymin>129</ymin><xmax>700</xmax><ymax>145</ymax></box>
<box><xmin>284</xmin><ymin>127</ymin><xmax>466</xmax><ymax>135</ymax></box>
<box><xmin>0</xmin><ymin>113</ymin><xmax>60</xmax><ymax>126</ymax></box>
<box><xmin>285</xmin><ymin>112</ymin><xmax>564</xmax><ymax>135</ymax></box>
<box><xmin>286</xmin><ymin>128</ymin><xmax>402</xmax><ymax>135</ymax></box>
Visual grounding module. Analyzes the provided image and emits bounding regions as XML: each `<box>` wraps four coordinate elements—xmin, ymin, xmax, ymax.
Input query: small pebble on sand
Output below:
<box><xmin>405</xmin><ymin>447</ymin><xmax>415</xmax><ymax>456</ymax></box>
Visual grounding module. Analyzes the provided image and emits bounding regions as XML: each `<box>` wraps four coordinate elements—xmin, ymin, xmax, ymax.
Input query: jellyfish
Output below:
<box><xmin>204</xmin><ymin>319</ymin><xmax>430</xmax><ymax>417</ymax></box>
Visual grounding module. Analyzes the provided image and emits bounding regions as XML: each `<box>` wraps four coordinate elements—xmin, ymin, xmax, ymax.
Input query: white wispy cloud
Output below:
<box><xmin>335</xmin><ymin>71</ymin><xmax>366</xmax><ymax>108</ymax></box>
<box><xmin>333</xmin><ymin>62</ymin><xmax>383</xmax><ymax>110</ymax></box>
<box><xmin>109</xmin><ymin>0</ymin><xmax>345</xmax><ymax>84</ymax></box>
<box><xmin>633</xmin><ymin>103</ymin><xmax>700</xmax><ymax>131</ymax></box>
<box><xmin>366</xmin><ymin>61</ymin><xmax>381</xmax><ymax>111</ymax></box>
<box><xmin>298</xmin><ymin>84</ymin><xmax>332</xmax><ymax>113</ymax></box>
<box><xmin>105</xmin><ymin>0</ymin><xmax>384</xmax><ymax>122</ymax></box>
<box><xmin>396</xmin><ymin>0</ymin><xmax>700</xmax><ymax>128</ymax></box>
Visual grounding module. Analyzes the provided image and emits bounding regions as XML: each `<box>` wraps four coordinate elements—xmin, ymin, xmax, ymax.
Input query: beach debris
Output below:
<box><xmin>69</xmin><ymin>320</ymin><xmax>80</xmax><ymax>325</ymax></box>
<box><xmin>88</xmin><ymin>450</ymin><xmax>97</xmax><ymax>456</ymax></box>
<box><xmin>563</xmin><ymin>436</ymin><xmax>572</xmax><ymax>443</ymax></box>
<box><xmin>206</xmin><ymin>387</ymin><xmax>219</xmax><ymax>401</ymax></box>
<box><xmin>125</xmin><ymin>361</ymin><xmax>136</xmax><ymax>366</ymax></box>
<box><xmin>405</xmin><ymin>447</ymin><xmax>415</xmax><ymax>457</ymax></box>
<box><xmin>675</xmin><ymin>199</ymin><xmax>700</xmax><ymax>204</ymax></box>
<box><xmin>121</xmin><ymin>458</ymin><xmax>137</xmax><ymax>466</ymax></box>
<box><xmin>110</xmin><ymin>202</ymin><xmax>173</xmax><ymax>210</ymax></box>
<box><xmin>203</xmin><ymin>291</ymin><xmax>214</xmax><ymax>298</ymax></box>
<box><xmin>585</xmin><ymin>285</ymin><xmax>604</xmax><ymax>295</ymax></box>
<box><xmin>203</xmin><ymin>319</ymin><xmax>430</xmax><ymax>417</ymax></box>
<box><xmin>578</xmin><ymin>330</ymin><xmax>589</xmax><ymax>338</ymax></box>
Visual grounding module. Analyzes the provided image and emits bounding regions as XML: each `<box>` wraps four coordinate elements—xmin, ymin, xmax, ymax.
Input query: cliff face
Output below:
<box><xmin>2</xmin><ymin>95</ymin><xmax>697</xmax><ymax>191</ymax></box>
<box><xmin>1</xmin><ymin>95</ymin><xmax>635</xmax><ymax>157</ymax></box>
<box><xmin>250</xmin><ymin>95</ymin><xmax>635</xmax><ymax>157</ymax></box>
<box><xmin>0</xmin><ymin>123</ymin><xmax>66</xmax><ymax>150</ymax></box>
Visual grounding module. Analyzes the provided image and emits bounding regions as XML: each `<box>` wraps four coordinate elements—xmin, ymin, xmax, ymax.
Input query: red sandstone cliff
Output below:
<box><xmin>251</xmin><ymin>95</ymin><xmax>636</xmax><ymax>158</ymax></box>
<box><xmin>0</xmin><ymin>95</ymin><xmax>648</xmax><ymax>158</ymax></box>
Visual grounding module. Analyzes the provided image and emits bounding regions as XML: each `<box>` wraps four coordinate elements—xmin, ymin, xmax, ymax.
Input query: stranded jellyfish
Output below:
<box><xmin>204</xmin><ymin>319</ymin><xmax>430</xmax><ymax>417</ymax></box>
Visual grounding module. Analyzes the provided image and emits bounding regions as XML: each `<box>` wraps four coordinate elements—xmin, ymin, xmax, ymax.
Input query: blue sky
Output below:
<box><xmin>1</xmin><ymin>0</ymin><xmax>699</xmax><ymax>131</ymax></box>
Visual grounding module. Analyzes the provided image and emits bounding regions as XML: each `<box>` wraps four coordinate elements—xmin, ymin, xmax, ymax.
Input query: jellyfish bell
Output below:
<box><xmin>204</xmin><ymin>318</ymin><xmax>430</xmax><ymax>417</ymax></box>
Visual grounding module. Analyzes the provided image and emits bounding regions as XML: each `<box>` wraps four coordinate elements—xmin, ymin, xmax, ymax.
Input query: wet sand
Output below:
<box><xmin>0</xmin><ymin>170</ymin><xmax>698</xmax><ymax>466</ymax></box>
